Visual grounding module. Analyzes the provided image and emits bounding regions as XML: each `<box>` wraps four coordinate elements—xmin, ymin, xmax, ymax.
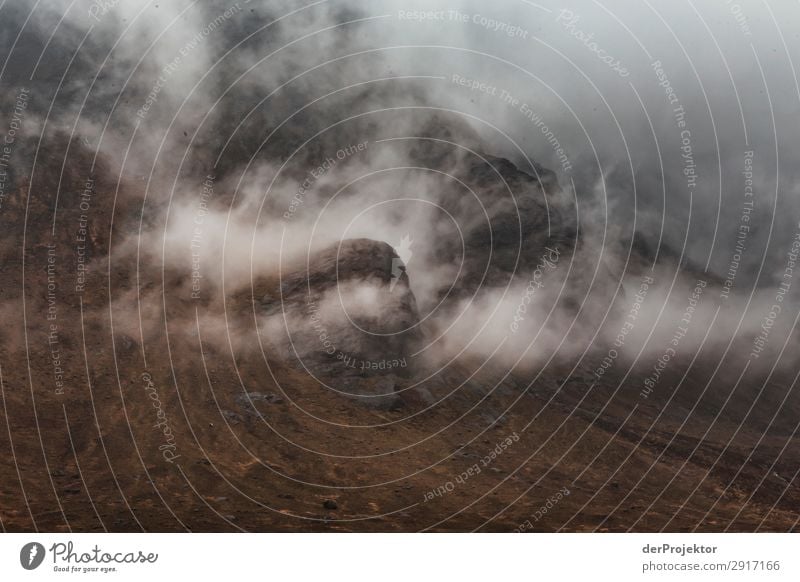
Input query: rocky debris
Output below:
<box><xmin>235</xmin><ymin>392</ymin><xmax>285</xmax><ymax>407</ymax></box>
<box><xmin>222</xmin><ymin>410</ymin><xmax>244</xmax><ymax>425</ymax></box>
<box><xmin>116</xmin><ymin>334</ymin><xmax>137</xmax><ymax>352</ymax></box>
<box><xmin>231</xmin><ymin>392</ymin><xmax>285</xmax><ymax>420</ymax></box>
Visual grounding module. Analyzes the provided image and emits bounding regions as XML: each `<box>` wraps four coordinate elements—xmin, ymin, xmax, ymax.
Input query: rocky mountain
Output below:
<box><xmin>0</xmin><ymin>125</ymin><xmax>797</xmax><ymax>533</ymax></box>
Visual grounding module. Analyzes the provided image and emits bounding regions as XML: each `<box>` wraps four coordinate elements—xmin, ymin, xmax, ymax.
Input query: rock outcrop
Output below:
<box><xmin>258</xmin><ymin>238</ymin><xmax>422</xmax><ymax>408</ymax></box>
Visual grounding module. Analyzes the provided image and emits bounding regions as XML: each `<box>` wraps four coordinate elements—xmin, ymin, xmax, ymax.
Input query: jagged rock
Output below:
<box><xmin>254</xmin><ymin>239</ymin><xmax>421</xmax><ymax>406</ymax></box>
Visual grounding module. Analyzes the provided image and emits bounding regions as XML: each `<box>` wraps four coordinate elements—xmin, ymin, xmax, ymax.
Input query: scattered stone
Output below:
<box><xmin>236</xmin><ymin>392</ymin><xmax>285</xmax><ymax>409</ymax></box>
<box><xmin>117</xmin><ymin>335</ymin><xmax>136</xmax><ymax>351</ymax></box>
<box><xmin>222</xmin><ymin>410</ymin><xmax>244</xmax><ymax>424</ymax></box>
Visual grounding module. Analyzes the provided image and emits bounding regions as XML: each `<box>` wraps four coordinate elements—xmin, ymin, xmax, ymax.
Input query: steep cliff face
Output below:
<box><xmin>402</xmin><ymin>140</ymin><xmax>575</xmax><ymax>301</ymax></box>
<box><xmin>256</xmin><ymin>238</ymin><xmax>421</xmax><ymax>408</ymax></box>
